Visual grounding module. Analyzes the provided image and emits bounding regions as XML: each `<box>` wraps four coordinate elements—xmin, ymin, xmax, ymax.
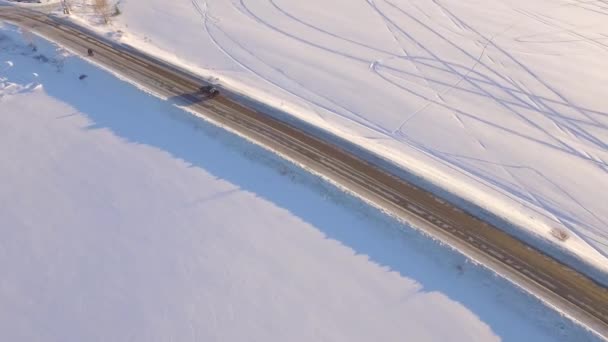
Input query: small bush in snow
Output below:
<box><xmin>551</xmin><ymin>228</ymin><xmax>569</xmax><ymax>242</ymax></box>
<box><xmin>93</xmin><ymin>0</ymin><xmax>110</xmax><ymax>24</ymax></box>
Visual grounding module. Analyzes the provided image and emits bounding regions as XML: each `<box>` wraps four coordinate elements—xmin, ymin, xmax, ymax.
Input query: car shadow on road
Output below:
<box><xmin>167</xmin><ymin>90</ymin><xmax>217</xmax><ymax>106</ymax></box>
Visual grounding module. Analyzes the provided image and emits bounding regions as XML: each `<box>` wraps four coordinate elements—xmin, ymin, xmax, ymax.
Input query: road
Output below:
<box><xmin>2</xmin><ymin>4</ymin><xmax>608</xmax><ymax>339</ymax></box>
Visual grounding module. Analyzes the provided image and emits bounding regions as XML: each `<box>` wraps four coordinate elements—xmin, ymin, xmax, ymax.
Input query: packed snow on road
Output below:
<box><xmin>0</xmin><ymin>24</ymin><xmax>599</xmax><ymax>341</ymax></box>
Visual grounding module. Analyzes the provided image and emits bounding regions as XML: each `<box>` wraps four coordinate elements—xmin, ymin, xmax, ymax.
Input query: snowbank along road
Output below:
<box><xmin>1</xmin><ymin>4</ymin><xmax>608</xmax><ymax>339</ymax></box>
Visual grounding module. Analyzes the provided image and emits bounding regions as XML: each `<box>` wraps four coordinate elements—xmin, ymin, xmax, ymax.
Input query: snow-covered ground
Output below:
<box><xmin>46</xmin><ymin>0</ymin><xmax>608</xmax><ymax>276</ymax></box>
<box><xmin>0</xmin><ymin>23</ymin><xmax>599</xmax><ymax>341</ymax></box>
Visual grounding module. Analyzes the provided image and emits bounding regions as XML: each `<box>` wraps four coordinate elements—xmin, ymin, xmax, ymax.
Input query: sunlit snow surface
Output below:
<box><xmin>0</xmin><ymin>25</ymin><xmax>599</xmax><ymax>341</ymax></box>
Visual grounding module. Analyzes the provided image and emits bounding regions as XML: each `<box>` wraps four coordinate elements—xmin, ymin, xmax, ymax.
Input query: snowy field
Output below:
<box><xmin>0</xmin><ymin>24</ymin><xmax>599</xmax><ymax>341</ymax></box>
<box><xmin>49</xmin><ymin>0</ymin><xmax>608</xmax><ymax>276</ymax></box>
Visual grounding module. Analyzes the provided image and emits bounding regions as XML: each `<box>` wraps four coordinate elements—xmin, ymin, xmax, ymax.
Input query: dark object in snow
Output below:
<box><xmin>199</xmin><ymin>85</ymin><xmax>219</xmax><ymax>98</ymax></box>
<box><xmin>79</xmin><ymin>74</ymin><xmax>88</xmax><ymax>80</ymax></box>
<box><xmin>87</xmin><ymin>48</ymin><xmax>94</xmax><ymax>57</ymax></box>
<box><xmin>33</xmin><ymin>54</ymin><xmax>49</xmax><ymax>63</ymax></box>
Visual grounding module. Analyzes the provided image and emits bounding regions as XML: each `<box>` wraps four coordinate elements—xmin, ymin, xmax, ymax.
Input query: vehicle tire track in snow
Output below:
<box><xmin>366</xmin><ymin>0</ymin><xmax>437</xmax><ymax>94</ymax></box>
<box><xmin>373</xmin><ymin>0</ymin><xmax>608</xmax><ymax>174</ymax></box>
<box><xmin>267</xmin><ymin>0</ymin><xmax>398</xmax><ymax>55</ymax></box>
<box><xmin>233</xmin><ymin>0</ymin><xmax>369</xmax><ymax>64</ymax></box>
<box><xmin>426</xmin><ymin>0</ymin><xmax>605</xmax><ymax>129</ymax></box>
<box><xmin>232</xmin><ymin>0</ymin><xmax>402</xmax><ymax>133</ymax></box>
<box><xmin>389</xmin><ymin>34</ymin><xmax>495</xmax><ymax>134</ymax></box>
<box><xmin>191</xmin><ymin>0</ymin><xmax>336</xmax><ymax>124</ymax></box>
<box><xmin>368</xmin><ymin>0</ymin><xmax>572</xmax><ymax>152</ymax></box>
<box><xmin>435</xmin><ymin>3</ymin><xmax>608</xmax><ymax>157</ymax></box>
<box><xmin>192</xmin><ymin>0</ymin><xmax>395</xmax><ymax>137</ymax></box>
<box><xmin>372</xmin><ymin>58</ymin><xmax>606</xmax><ymax>168</ymax></box>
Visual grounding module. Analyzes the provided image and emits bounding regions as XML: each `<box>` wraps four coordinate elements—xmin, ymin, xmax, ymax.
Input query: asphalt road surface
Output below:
<box><xmin>2</xmin><ymin>4</ymin><xmax>608</xmax><ymax>339</ymax></box>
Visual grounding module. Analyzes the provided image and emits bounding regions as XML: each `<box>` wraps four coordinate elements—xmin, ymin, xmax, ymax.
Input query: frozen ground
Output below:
<box><xmin>49</xmin><ymin>0</ymin><xmax>608</xmax><ymax>275</ymax></box>
<box><xmin>0</xmin><ymin>24</ymin><xmax>599</xmax><ymax>341</ymax></box>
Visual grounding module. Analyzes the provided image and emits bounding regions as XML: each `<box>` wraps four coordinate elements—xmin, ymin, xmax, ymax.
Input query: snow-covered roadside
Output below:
<box><xmin>40</xmin><ymin>0</ymin><xmax>608</xmax><ymax>279</ymax></box>
<box><xmin>0</xmin><ymin>23</ymin><xmax>600</xmax><ymax>341</ymax></box>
